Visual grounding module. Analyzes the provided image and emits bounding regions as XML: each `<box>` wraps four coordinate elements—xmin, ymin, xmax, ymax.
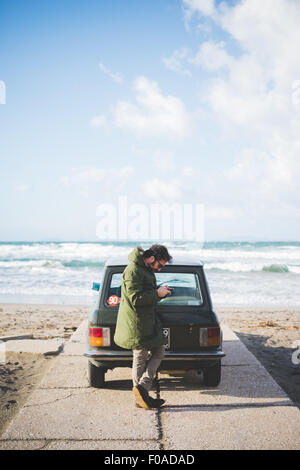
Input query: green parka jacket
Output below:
<box><xmin>114</xmin><ymin>246</ymin><xmax>165</xmax><ymax>350</ymax></box>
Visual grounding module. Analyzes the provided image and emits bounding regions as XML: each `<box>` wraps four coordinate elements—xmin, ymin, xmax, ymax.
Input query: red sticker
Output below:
<box><xmin>107</xmin><ymin>295</ymin><xmax>120</xmax><ymax>306</ymax></box>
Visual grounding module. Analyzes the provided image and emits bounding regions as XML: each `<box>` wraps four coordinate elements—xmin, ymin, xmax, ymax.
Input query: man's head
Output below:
<box><xmin>142</xmin><ymin>244</ymin><xmax>172</xmax><ymax>272</ymax></box>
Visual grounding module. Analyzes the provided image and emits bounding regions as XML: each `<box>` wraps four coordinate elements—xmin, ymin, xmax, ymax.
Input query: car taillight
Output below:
<box><xmin>199</xmin><ymin>327</ymin><xmax>220</xmax><ymax>347</ymax></box>
<box><xmin>207</xmin><ymin>327</ymin><xmax>220</xmax><ymax>346</ymax></box>
<box><xmin>89</xmin><ymin>327</ymin><xmax>111</xmax><ymax>347</ymax></box>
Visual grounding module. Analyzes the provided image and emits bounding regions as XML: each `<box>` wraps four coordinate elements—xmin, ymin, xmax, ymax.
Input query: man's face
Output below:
<box><xmin>145</xmin><ymin>256</ymin><xmax>167</xmax><ymax>272</ymax></box>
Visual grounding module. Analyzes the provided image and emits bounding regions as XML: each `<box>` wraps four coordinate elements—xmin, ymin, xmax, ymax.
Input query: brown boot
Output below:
<box><xmin>133</xmin><ymin>386</ymin><xmax>165</xmax><ymax>409</ymax></box>
<box><xmin>132</xmin><ymin>385</ymin><xmax>152</xmax><ymax>410</ymax></box>
<box><xmin>135</xmin><ymin>397</ymin><xmax>165</xmax><ymax>409</ymax></box>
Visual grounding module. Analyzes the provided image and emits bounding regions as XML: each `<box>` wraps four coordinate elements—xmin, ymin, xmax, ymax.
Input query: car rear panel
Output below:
<box><xmin>85</xmin><ymin>319</ymin><xmax>225</xmax><ymax>369</ymax></box>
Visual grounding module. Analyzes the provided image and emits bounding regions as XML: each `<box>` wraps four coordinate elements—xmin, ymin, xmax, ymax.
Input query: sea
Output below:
<box><xmin>0</xmin><ymin>241</ymin><xmax>299</xmax><ymax>307</ymax></box>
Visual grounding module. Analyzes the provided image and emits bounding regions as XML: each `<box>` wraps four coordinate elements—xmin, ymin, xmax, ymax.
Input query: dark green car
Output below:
<box><xmin>84</xmin><ymin>256</ymin><xmax>225</xmax><ymax>388</ymax></box>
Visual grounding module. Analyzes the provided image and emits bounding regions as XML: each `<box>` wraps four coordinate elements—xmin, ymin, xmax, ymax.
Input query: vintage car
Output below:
<box><xmin>84</xmin><ymin>256</ymin><xmax>225</xmax><ymax>388</ymax></box>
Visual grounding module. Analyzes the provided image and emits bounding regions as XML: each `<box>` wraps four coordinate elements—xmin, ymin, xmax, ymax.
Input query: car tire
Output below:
<box><xmin>88</xmin><ymin>361</ymin><xmax>106</xmax><ymax>388</ymax></box>
<box><xmin>203</xmin><ymin>361</ymin><xmax>221</xmax><ymax>386</ymax></box>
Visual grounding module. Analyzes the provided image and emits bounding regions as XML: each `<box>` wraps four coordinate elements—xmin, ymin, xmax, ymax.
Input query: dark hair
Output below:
<box><xmin>142</xmin><ymin>244</ymin><xmax>173</xmax><ymax>263</ymax></box>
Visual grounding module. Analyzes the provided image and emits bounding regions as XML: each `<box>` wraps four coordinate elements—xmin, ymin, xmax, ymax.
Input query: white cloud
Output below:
<box><xmin>183</xmin><ymin>167</ymin><xmax>194</xmax><ymax>177</ymax></box>
<box><xmin>183</xmin><ymin>0</ymin><xmax>216</xmax><ymax>29</ymax></box>
<box><xmin>15</xmin><ymin>184</ymin><xmax>30</xmax><ymax>192</ymax></box>
<box><xmin>142</xmin><ymin>178</ymin><xmax>183</xmax><ymax>201</ymax></box>
<box><xmin>114</xmin><ymin>76</ymin><xmax>191</xmax><ymax>138</ymax></box>
<box><xmin>79</xmin><ymin>190</ymin><xmax>89</xmax><ymax>199</ymax></box>
<box><xmin>205</xmin><ymin>206</ymin><xmax>241</xmax><ymax>219</ymax></box>
<box><xmin>162</xmin><ymin>40</ymin><xmax>234</xmax><ymax>84</ymax></box>
<box><xmin>98</xmin><ymin>62</ymin><xmax>123</xmax><ymax>84</ymax></box>
<box><xmin>152</xmin><ymin>150</ymin><xmax>175</xmax><ymax>171</ymax></box>
<box><xmin>61</xmin><ymin>166</ymin><xmax>134</xmax><ymax>194</ymax></box>
<box><xmin>162</xmin><ymin>48</ymin><xmax>192</xmax><ymax>76</ymax></box>
<box><xmin>183</xmin><ymin>0</ymin><xmax>216</xmax><ymax>17</ymax></box>
<box><xmin>61</xmin><ymin>167</ymin><xmax>106</xmax><ymax>186</ymax></box>
<box><xmin>119</xmin><ymin>166</ymin><xmax>135</xmax><ymax>179</ymax></box>
<box><xmin>187</xmin><ymin>0</ymin><xmax>300</xmax><ymax>130</ymax></box>
<box><xmin>226</xmin><ymin>143</ymin><xmax>299</xmax><ymax>205</ymax></box>
<box><xmin>292</xmin><ymin>80</ymin><xmax>300</xmax><ymax>107</ymax></box>
<box><xmin>190</xmin><ymin>41</ymin><xmax>234</xmax><ymax>71</ymax></box>
<box><xmin>90</xmin><ymin>115</ymin><xmax>107</xmax><ymax>128</ymax></box>
<box><xmin>180</xmin><ymin>0</ymin><xmax>300</xmax><ymax>223</ymax></box>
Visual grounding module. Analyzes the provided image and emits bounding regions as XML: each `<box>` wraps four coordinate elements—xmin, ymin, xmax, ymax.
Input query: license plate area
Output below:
<box><xmin>163</xmin><ymin>328</ymin><xmax>170</xmax><ymax>349</ymax></box>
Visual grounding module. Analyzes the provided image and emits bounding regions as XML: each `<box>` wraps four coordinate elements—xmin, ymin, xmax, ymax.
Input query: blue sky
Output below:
<box><xmin>1</xmin><ymin>0</ymin><xmax>300</xmax><ymax>241</ymax></box>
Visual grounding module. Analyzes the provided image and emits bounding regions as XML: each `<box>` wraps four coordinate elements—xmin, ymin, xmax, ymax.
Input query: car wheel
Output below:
<box><xmin>88</xmin><ymin>361</ymin><xmax>106</xmax><ymax>388</ymax></box>
<box><xmin>203</xmin><ymin>361</ymin><xmax>221</xmax><ymax>386</ymax></box>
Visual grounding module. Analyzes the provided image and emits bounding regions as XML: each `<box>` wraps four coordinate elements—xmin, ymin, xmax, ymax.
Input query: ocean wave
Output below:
<box><xmin>1</xmin><ymin>241</ymin><xmax>300</xmax><ymax>262</ymax></box>
<box><xmin>1</xmin><ymin>242</ymin><xmax>300</xmax><ymax>281</ymax></box>
<box><xmin>262</xmin><ymin>264</ymin><xmax>289</xmax><ymax>273</ymax></box>
<box><xmin>205</xmin><ymin>262</ymin><xmax>300</xmax><ymax>274</ymax></box>
<box><xmin>0</xmin><ymin>259</ymin><xmax>64</xmax><ymax>269</ymax></box>
<box><xmin>171</xmin><ymin>247</ymin><xmax>300</xmax><ymax>262</ymax></box>
<box><xmin>1</xmin><ymin>240</ymin><xmax>300</xmax><ymax>306</ymax></box>
<box><xmin>1</xmin><ymin>259</ymin><xmax>297</xmax><ymax>273</ymax></box>
<box><xmin>0</xmin><ymin>259</ymin><xmax>105</xmax><ymax>270</ymax></box>
<box><xmin>0</xmin><ymin>243</ymin><xmax>132</xmax><ymax>264</ymax></box>
<box><xmin>62</xmin><ymin>260</ymin><xmax>105</xmax><ymax>268</ymax></box>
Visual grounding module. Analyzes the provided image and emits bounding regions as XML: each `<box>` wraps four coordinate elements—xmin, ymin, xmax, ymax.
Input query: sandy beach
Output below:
<box><xmin>0</xmin><ymin>303</ymin><xmax>300</xmax><ymax>436</ymax></box>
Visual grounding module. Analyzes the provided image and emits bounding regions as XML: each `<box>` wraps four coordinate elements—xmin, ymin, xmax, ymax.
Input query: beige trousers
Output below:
<box><xmin>132</xmin><ymin>346</ymin><xmax>165</xmax><ymax>392</ymax></box>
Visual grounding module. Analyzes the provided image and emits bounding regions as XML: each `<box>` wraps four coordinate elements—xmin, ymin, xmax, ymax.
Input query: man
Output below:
<box><xmin>114</xmin><ymin>244</ymin><xmax>173</xmax><ymax>410</ymax></box>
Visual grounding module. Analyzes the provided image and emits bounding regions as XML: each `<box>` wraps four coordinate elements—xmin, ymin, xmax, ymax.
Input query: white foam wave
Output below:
<box><xmin>0</xmin><ymin>243</ymin><xmax>132</xmax><ymax>264</ymax></box>
<box><xmin>170</xmin><ymin>247</ymin><xmax>300</xmax><ymax>262</ymax></box>
<box><xmin>1</xmin><ymin>242</ymin><xmax>300</xmax><ymax>306</ymax></box>
<box><xmin>0</xmin><ymin>259</ymin><xmax>64</xmax><ymax>269</ymax></box>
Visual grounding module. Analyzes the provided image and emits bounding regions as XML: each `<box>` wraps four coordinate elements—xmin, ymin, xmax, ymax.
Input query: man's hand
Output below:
<box><xmin>157</xmin><ymin>286</ymin><xmax>173</xmax><ymax>298</ymax></box>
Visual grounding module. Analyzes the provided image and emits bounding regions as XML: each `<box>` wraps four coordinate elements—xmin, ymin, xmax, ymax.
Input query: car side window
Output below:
<box><xmin>155</xmin><ymin>272</ymin><xmax>203</xmax><ymax>306</ymax></box>
<box><xmin>105</xmin><ymin>273</ymin><xmax>123</xmax><ymax>306</ymax></box>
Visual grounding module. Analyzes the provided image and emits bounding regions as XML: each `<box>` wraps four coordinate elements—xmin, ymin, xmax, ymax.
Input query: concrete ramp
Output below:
<box><xmin>0</xmin><ymin>321</ymin><xmax>299</xmax><ymax>450</ymax></box>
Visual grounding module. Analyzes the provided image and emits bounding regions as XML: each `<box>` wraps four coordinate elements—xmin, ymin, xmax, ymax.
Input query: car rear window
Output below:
<box><xmin>105</xmin><ymin>272</ymin><xmax>203</xmax><ymax>306</ymax></box>
<box><xmin>155</xmin><ymin>272</ymin><xmax>203</xmax><ymax>306</ymax></box>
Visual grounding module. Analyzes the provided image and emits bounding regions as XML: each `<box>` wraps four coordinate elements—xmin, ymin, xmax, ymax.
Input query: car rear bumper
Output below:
<box><xmin>84</xmin><ymin>349</ymin><xmax>225</xmax><ymax>360</ymax></box>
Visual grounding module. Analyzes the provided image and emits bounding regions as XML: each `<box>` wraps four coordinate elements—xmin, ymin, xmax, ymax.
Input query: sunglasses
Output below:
<box><xmin>156</xmin><ymin>259</ymin><xmax>165</xmax><ymax>269</ymax></box>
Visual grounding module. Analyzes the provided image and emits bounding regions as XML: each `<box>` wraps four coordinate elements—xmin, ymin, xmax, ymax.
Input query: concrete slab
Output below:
<box><xmin>0</xmin><ymin>440</ymin><xmax>48</xmax><ymax>450</ymax></box>
<box><xmin>4</xmin><ymin>338</ymin><xmax>64</xmax><ymax>355</ymax></box>
<box><xmin>0</xmin><ymin>439</ymin><xmax>161</xmax><ymax>450</ymax></box>
<box><xmin>61</xmin><ymin>320</ymin><xmax>87</xmax><ymax>356</ymax></box>
<box><xmin>162</xmin><ymin>405</ymin><xmax>300</xmax><ymax>450</ymax></box>
<box><xmin>68</xmin><ymin>320</ymin><xmax>88</xmax><ymax>344</ymax></box>
<box><xmin>2</xmin><ymin>387</ymin><xmax>158</xmax><ymax>441</ymax></box>
<box><xmin>222</xmin><ymin>325</ymin><xmax>260</xmax><ymax>366</ymax></box>
<box><xmin>46</xmin><ymin>440</ymin><xmax>161</xmax><ymax>450</ymax></box>
<box><xmin>39</xmin><ymin>356</ymin><xmax>89</xmax><ymax>389</ymax></box>
<box><xmin>39</xmin><ymin>356</ymin><xmax>132</xmax><ymax>390</ymax></box>
<box><xmin>62</xmin><ymin>341</ymin><xmax>87</xmax><ymax>356</ymax></box>
<box><xmin>158</xmin><ymin>364</ymin><xmax>290</xmax><ymax>406</ymax></box>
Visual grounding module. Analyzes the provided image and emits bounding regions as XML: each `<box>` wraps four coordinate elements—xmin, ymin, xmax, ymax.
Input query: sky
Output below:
<box><xmin>1</xmin><ymin>0</ymin><xmax>300</xmax><ymax>242</ymax></box>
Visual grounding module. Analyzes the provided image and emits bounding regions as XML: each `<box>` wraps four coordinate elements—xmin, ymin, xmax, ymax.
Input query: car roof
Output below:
<box><xmin>105</xmin><ymin>255</ymin><xmax>204</xmax><ymax>267</ymax></box>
